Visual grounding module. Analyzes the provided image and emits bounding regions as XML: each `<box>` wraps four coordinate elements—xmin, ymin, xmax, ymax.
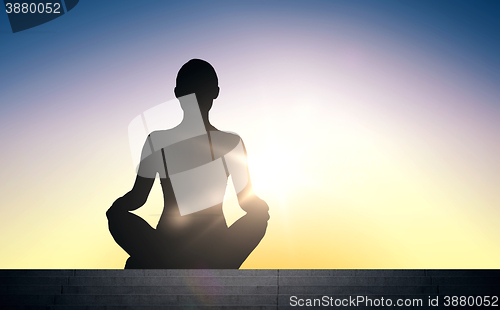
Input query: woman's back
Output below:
<box><xmin>153</xmin><ymin>129</ymin><xmax>242</xmax><ymax>229</ymax></box>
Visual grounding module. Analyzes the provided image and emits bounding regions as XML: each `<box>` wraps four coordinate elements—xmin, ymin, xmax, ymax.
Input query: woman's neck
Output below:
<box><xmin>181</xmin><ymin>110</ymin><xmax>215</xmax><ymax>132</ymax></box>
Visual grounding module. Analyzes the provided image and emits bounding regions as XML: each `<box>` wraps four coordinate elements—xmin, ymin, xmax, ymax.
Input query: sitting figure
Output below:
<box><xmin>106</xmin><ymin>59</ymin><xmax>270</xmax><ymax>268</ymax></box>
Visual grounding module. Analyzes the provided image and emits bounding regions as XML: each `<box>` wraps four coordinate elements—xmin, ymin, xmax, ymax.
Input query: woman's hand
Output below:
<box><xmin>240</xmin><ymin>195</ymin><xmax>270</xmax><ymax>221</ymax></box>
<box><xmin>106</xmin><ymin>196</ymin><xmax>128</xmax><ymax>219</ymax></box>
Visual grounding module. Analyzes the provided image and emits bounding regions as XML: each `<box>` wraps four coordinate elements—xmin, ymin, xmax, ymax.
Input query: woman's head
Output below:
<box><xmin>175</xmin><ymin>59</ymin><xmax>219</xmax><ymax>111</ymax></box>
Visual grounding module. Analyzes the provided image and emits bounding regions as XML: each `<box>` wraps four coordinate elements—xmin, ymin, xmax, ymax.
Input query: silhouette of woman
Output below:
<box><xmin>106</xmin><ymin>59</ymin><xmax>270</xmax><ymax>268</ymax></box>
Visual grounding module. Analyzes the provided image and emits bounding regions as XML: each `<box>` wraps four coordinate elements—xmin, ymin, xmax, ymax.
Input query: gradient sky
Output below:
<box><xmin>0</xmin><ymin>0</ymin><xmax>499</xmax><ymax>268</ymax></box>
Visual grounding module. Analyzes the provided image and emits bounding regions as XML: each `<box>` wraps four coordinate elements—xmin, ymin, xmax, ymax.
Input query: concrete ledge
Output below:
<box><xmin>1</xmin><ymin>269</ymin><xmax>499</xmax><ymax>309</ymax></box>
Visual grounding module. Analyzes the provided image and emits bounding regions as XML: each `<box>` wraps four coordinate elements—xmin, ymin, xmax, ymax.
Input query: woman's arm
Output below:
<box><xmin>226</xmin><ymin>138</ymin><xmax>269</xmax><ymax>219</ymax></box>
<box><xmin>107</xmin><ymin>135</ymin><xmax>160</xmax><ymax>216</ymax></box>
<box><xmin>107</xmin><ymin>175</ymin><xmax>155</xmax><ymax>215</ymax></box>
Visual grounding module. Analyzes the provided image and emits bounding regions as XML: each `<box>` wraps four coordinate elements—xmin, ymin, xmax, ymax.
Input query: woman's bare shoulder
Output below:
<box><xmin>147</xmin><ymin>126</ymin><xmax>185</xmax><ymax>148</ymax></box>
<box><xmin>211</xmin><ymin>130</ymin><xmax>241</xmax><ymax>142</ymax></box>
<box><xmin>210</xmin><ymin>130</ymin><xmax>243</xmax><ymax>155</ymax></box>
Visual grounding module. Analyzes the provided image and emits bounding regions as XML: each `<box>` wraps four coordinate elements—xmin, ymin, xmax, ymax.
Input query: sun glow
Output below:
<box><xmin>249</xmin><ymin>139</ymin><xmax>303</xmax><ymax>202</ymax></box>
